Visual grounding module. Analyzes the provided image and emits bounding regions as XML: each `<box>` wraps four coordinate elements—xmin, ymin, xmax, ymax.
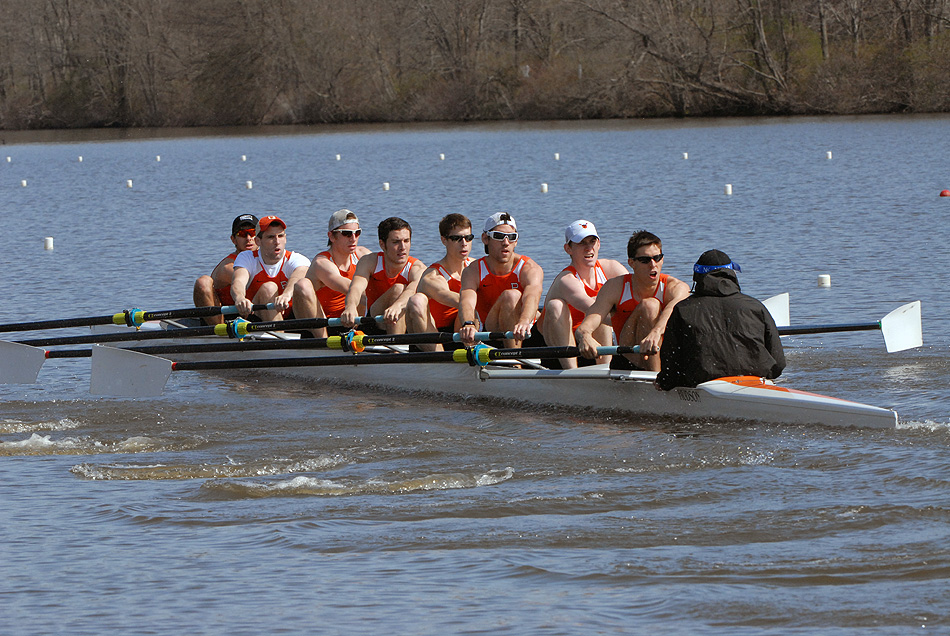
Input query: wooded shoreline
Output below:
<box><xmin>3</xmin><ymin>1</ymin><xmax>949</xmax><ymax>131</ymax></box>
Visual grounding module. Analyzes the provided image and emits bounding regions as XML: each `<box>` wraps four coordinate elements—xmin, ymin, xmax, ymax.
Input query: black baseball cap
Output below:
<box><xmin>231</xmin><ymin>214</ymin><xmax>259</xmax><ymax>235</ymax></box>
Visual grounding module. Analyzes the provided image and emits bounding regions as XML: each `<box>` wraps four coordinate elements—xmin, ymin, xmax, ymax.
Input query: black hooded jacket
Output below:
<box><xmin>655</xmin><ymin>268</ymin><xmax>785</xmax><ymax>391</ymax></box>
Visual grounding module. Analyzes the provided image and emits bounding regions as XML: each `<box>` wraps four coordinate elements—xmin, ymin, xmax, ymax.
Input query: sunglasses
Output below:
<box><xmin>488</xmin><ymin>231</ymin><xmax>519</xmax><ymax>242</ymax></box>
<box><xmin>632</xmin><ymin>253</ymin><xmax>664</xmax><ymax>264</ymax></box>
<box><xmin>445</xmin><ymin>234</ymin><xmax>475</xmax><ymax>242</ymax></box>
<box><xmin>235</xmin><ymin>229</ymin><xmax>256</xmax><ymax>238</ymax></box>
<box><xmin>333</xmin><ymin>229</ymin><xmax>362</xmax><ymax>238</ymax></box>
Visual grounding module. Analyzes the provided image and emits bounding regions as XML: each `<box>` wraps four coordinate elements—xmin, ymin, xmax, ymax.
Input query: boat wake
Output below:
<box><xmin>201</xmin><ymin>466</ymin><xmax>515</xmax><ymax>499</ymax></box>
<box><xmin>71</xmin><ymin>455</ymin><xmax>345</xmax><ymax>480</ymax></box>
<box><xmin>0</xmin><ymin>433</ymin><xmax>206</xmax><ymax>456</ymax></box>
<box><xmin>0</xmin><ymin>417</ymin><xmax>81</xmax><ymax>434</ymax></box>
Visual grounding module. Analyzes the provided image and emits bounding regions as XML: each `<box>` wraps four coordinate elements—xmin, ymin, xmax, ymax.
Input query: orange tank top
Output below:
<box><xmin>213</xmin><ymin>253</ymin><xmax>238</xmax><ymax>305</ymax></box>
<box><xmin>474</xmin><ymin>255</ymin><xmax>532</xmax><ymax>323</ymax></box>
<box><xmin>563</xmin><ymin>261</ymin><xmax>607</xmax><ymax>326</ymax></box>
<box><xmin>427</xmin><ymin>259</ymin><xmax>472</xmax><ymax>329</ymax></box>
<box><xmin>314</xmin><ymin>250</ymin><xmax>359</xmax><ymax>319</ymax></box>
<box><xmin>365</xmin><ymin>253</ymin><xmax>419</xmax><ymax>310</ymax></box>
<box><xmin>610</xmin><ymin>273</ymin><xmax>669</xmax><ymax>339</ymax></box>
<box><xmin>246</xmin><ymin>250</ymin><xmax>293</xmax><ymax>300</ymax></box>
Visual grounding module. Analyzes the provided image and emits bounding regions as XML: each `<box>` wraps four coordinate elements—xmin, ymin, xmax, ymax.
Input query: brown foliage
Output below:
<box><xmin>1</xmin><ymin>0</ymin><xmax>949</xmax><ymax>129</ymax></box>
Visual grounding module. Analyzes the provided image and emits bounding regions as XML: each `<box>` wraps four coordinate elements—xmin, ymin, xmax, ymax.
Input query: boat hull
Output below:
<box><xmin>170</xmin><ymin>344</ymin><xmax>898</xmax><ymax>429</ymax></box>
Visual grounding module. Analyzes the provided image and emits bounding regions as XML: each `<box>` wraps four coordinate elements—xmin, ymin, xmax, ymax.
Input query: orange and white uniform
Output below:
<box><xmin>314</xmin><ymin>250</ymin><xmax>360</xmax><ymax>319</ymax></box>
<box><xmin>233</xmin><ymin>249</ymin><xmax>311</xmax><ymax>310</ymax></box>
<box><xmin>365</xmin><ymin>252</ymin><xmax>420</xmax><ymax>310</ymax></box>
<box><xmin>474</xmin><ymin>255</ymin><xmax>535</xmax><ymax>323</ymax></box>
<box><xmin>213</xmin><ymin>253</ymin><xmax>238</xmax><ymax>305</ymax></box>
<box><xmin>427</xmin><ymin>258</ymin><xmax>473</xmax><ymax>329</ymax></box>
<box><xmin>610</xmin><ymin>273</ymin><xmax>670</xmax><ymax>340</ymax></box>
<box><xmin>562</xmin><ymin>261</ymin><xmax>608</xmax><ymax>326</ymax></box>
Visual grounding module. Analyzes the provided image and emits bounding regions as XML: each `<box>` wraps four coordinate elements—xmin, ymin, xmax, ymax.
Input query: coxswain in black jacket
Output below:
<box><xmin>655</xmin><ymin>250</ymin><xmax>786</xmax><ymax>391</ymax></box>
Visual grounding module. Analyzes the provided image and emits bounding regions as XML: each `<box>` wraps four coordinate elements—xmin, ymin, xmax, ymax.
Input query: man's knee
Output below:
<box><xmin>497</xmin><ymin>289</ymin><xmax>523</xmax><ymax>311</ymax></box>
<box><xmin>545</xmin><ymin>298</ymin><xmax>569</xmax><ymax>320</ymax></box>
<box><xmin>293</xmin><ymin>278</ymin><xmax>315</xmax><ymax>300</ymax></box>
<box><xmin>637</xmin><ymin>297</ymin><xmax>661</xmax><ymax>321</ymax></box>
<box><xmin>406</xmin><ymin>292</ymin><xmax>427</xmax><ymax>316</ymax></box>
<box><xmin>194</xmin><ymin>275</ymin><xmax>213</xmax><ymax>294</ymax></box>
<box><xmin>254</xmin><ymin>282</ymin><xmax>279</xmax><ymax>301</ymax></box>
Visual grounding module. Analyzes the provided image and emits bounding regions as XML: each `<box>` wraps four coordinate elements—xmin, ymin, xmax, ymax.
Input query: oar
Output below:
<box><xmin>0</xmin><ymin>330</ymin><xmax>515</xmax><ymax>384</ymax></box>
<box><xmin>778</xmin><ymin>301</ymin><xmax>922</xmax><ymax>353</ymax></box>
<box><xmin>761</xmin><ymin>293</ymin><xmax>790</xmax><ymax>327</ymax></box>
<box><xmin>0</xmin><ymin>303</ymin><xmax>275</xmax><ymax>333</ymax></box>
<box><xmin>89</xmin><ymin>344</ymin><xmax>640</xmax><ymax>397</ymax></box>
<box><xmin>10</xmin><ymin>315</ymin><xmax>386</xmax><ymax>348</ymax></box>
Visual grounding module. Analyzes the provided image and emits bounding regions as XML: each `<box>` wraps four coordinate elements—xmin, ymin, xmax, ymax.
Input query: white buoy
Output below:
<box><xmin>245</xmin><ymin>181</ymin><xmax>253</xmax><ymax>189</ymax></box>
<box><xmin>126</xmin><ymin>179</ymin><xmax>133</xmax><ymax>188</ymax></box>
<box><xmin>383</xmin><ymin>182</ymin><xmax>390</xmax><ymax>191</ymax></box>
<box><xmin>20</xmin><ymin>180</ymin><xmax>27</xmax><ymax>187</ymax></box>
<box><xmin>554</xmin><ymin>153</ymin><xmax>560</xmax><ymax>160</ymax></box>
<box><xmin>78</xmin><ymin>156</ymin><xmax>83</xmax><ymax>162</ymax></box>
<box><xmin>44</xmin><ymin>237</ymin><xmax>54</xmax><ymax>250</ymax></box>
<box><xmin>156</xmin><ymin>155</ymin><xmax>161</xmax><ymax>162</ymax></box>
<box><xmin>826</xmin><ymin>151</ymin><xmax>833</xmax><ymax>160</ymax></box>
<box><xmin>336</xmin><ymin>154</ymin><xmax>341</xmax><ymax>161</ymax></box>
<box><xmin>683</xmin><ymin>152</ymin><xmax>689</xmax><ymax>160</ymax></box>
<box><xmin>241</xmin><ymin>155</ymin><xmax>247</xmax><ymax>162</ymax></box>
<box><xmin>439</xmin><ymin>153</ymin><xmax>445</xmax><ymax>160</ymax></box>
<box><xmin>818</xmin><ymin>274</ymin><xmax>831</xmax><ymax>288</ymax></box>
<box><xmin>6</xmin><ymin>157</ymin><xmax>10</xmax><ymax>163</ymax></box>
<box><xmin>541</xmin><ymin>183</ymin><xmax>549</xmax><ymax>193</ymax></box>
<box><xmin>724</xmin><ymin>184</ymin><xmax>733</xmax><ymax>195</ymax></box>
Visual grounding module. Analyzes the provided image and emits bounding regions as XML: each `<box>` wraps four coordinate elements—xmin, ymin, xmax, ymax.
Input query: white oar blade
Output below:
<box><xmin>90</xmin><ymin>345</ymin><xmax>172</xmax><ymax>397</ymax></box>
<box><xmin>762</xmin><ymin>293</ymin><xmax>790</xmax><ymax>327</ymax></box>
<box><xmin>0</xmin><ymin>341</ymin><xmax>46</xmax><ymax>384</ymax></box>
<box><xmin>881</xmin><ymin>300</ymin><xmax>922</xmax><ymax>353</ymax></box>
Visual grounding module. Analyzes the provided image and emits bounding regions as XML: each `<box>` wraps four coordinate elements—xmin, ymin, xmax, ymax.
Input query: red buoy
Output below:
<box><xmin>941</xmin><ymin>190</ymin><xmax>950</xmax><ymax>197</ymax></box>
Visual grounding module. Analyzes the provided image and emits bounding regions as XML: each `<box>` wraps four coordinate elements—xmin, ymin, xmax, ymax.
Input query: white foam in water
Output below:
<box><xmin>0</xmin><ymin>417</ymin><xmax>81</xmax><ymax>434</ymax></box>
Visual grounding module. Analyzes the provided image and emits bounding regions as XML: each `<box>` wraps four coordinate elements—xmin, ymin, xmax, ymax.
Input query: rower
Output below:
<box><xmin>655</xmin><ymin>249</ymin><xmax>786</xmax><ymax>390</ymax></box>
<box><xmin>457</xmin><ymin>212</ymin><xmax>544</xmax><ymax>348</ymax></box>
<box><xmin>575</xmin><ymin>230</ymin><xmax>689</xmax><ymax>371</ymax></box>
<box><xmin>231</xmin><ymin>215</ymin><xmax>311</xmax><ymax>323</ymax></box>
<box><xmin>340</xmin><ymin>217</ymin><xmax>425</xmax><ymax>335</ymax></box>
<box><xmin>292</xmin><ymin>209</ymin><xmax>371</xmax><ymax>338</ymax></box>
<box><xmin>192</xmin><ymin>213</ymin><xmax>258</xmax><ymax>325</ymax></box>
<box><xmin>536</xmin><ymin>219</ymin><xmax>627</xmax><ymax>368</ymax></box>
<box><xmin>405</xmin><ymin>213</ymin><xmax>475</xmax><ymax>351</ymax></box>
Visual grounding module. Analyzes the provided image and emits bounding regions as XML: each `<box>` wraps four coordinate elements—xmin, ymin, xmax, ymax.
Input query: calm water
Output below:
<box><xmin>1</xmin><ymin>117</ymin><xmax>949</xmax><ymax>634</ymax></box>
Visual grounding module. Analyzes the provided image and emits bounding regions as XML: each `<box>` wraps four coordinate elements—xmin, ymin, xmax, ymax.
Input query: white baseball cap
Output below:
<box><xmin>565</xmin><ymin>219</ymin><xmax>599</xmax><ymax>244</ymax></box>
<box><xmin>328</xmin><ymin>209</ymin><xmax>359</xmax><ymax>232</ymax></box>
<box><xmin>483</xmin><ymin>212</ymin><xmax>517</xmax><ymax>233</ymax></box>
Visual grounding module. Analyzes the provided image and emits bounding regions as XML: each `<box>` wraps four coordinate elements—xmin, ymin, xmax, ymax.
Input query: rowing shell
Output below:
<box><xmin>89</xmin><ymin>336</ymin><xmax>899</xmax><ymax>430</ymax></box>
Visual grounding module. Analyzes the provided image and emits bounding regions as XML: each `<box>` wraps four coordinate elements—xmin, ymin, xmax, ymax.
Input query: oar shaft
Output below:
<box><xmin>0</xmin><ymin>304</ymin><xmax>273</xmax><ymax>333</ymax></box>
<box><xmin>779</xmin><ymin>322</ymin><xmax>880</xmax><ymax>336</ymax></box>
<box><xmin>30</xmin><ymin>330</ymin><xmax>513</xmax><ymax>358</ymax></box>
<box><xmin>172</xmin><ymin>351</ymin><xmax>458</xmax><ymax>371</ymax></box>
<box><xmin>18</xmin><ymin>326</ymin><xmax>218</xmax><ymax>347</ymax></box>
<box><xmin>0</xmin><ymin>315</ymin><xmax>116</xmax><ymax>332</ymax></box>
<box><xmin>46</xmin><ymin>338</ymin><xmax>336</xmax><ymax>358</ymax></box>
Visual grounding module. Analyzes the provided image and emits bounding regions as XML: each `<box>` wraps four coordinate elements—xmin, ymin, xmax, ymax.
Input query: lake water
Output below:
<box><xmin>1</xmin><ymin>116</ymin><xmax>949</xmax><ymax>634</ymax></box>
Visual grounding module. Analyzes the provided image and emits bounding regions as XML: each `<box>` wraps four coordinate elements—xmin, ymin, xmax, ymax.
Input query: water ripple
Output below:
<box><xmin>202</xmin><ymin>467</ymin><xmax>514</xmax><ymax>499</ymax></box>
